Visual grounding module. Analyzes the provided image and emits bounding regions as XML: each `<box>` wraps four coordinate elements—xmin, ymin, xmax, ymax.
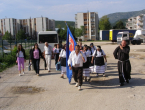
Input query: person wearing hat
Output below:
<box><xmin>91</xmin><ymin>46</ymin><xmax>107</xmax><ymax>77</ymax></box>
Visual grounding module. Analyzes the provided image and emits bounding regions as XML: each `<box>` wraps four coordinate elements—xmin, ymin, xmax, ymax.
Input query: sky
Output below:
<box><xmin>0</xmin><ymin>0</ymin><xmax>145</xmax><ymax>21</ymax></box>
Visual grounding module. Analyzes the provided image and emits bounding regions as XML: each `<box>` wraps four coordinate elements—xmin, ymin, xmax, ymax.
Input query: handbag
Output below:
<box><xmin>56</xmin><ymin>62</ymin><xmax>61</xmax><ymax>71</ymax></box>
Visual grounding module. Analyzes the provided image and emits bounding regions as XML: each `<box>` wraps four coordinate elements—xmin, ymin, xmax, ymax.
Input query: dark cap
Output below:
<box><xmin>90</xmin><ymin>43</ymin><xmax>94</xmax><ymax>46</ymax></box>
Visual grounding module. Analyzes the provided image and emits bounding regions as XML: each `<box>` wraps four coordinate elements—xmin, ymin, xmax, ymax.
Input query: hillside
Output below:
<box><xmin>55</xmin><ymin>21</ymin><xmax>75</xmax><ymax>28</ymax></box>
<box><xmin>107</xmin><ymin>9</ymin><xmax>145</xmax><ymax>23</ymax></box>
<box><xmin>55</xmin><ymin>9</ymin><xmax>145</xmax><ymax>28</ymax></box>
<box><xmin>111</xmin><ymin>19</ymin><xmax>127</xmax><ymax>26</ymax></box>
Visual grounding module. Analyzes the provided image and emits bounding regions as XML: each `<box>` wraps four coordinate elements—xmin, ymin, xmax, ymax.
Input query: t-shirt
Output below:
<box><xmin>44</xmin><ymin>45</ymin><xmax>53</xmax><ymax>55</ymax></box>
<box><xmin>33</xmin><ymin>49</ymin><xmax>39</xmax><ymax>59</ymax></box>
<box><xmin>18</xmin><ymin>51</ymin><xmax>24</xmax><ymax>57</ymax></box>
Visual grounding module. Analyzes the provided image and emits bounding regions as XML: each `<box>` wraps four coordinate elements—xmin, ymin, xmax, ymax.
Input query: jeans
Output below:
<box><xmin>33</xmin><ymin>59</ymin><xmax>40</xmax><ymax>74</ymax></box>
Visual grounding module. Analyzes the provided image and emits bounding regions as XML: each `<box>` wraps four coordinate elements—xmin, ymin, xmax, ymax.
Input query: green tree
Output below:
<box><xmin>16</xmin><ymin>29</ymin><xmax>26</xmax><ymax>40</ymax></box>
<box><xmin>2</xmin><ymin>31</ymin><xmax>12</xmax><ymax>40</ymax></box>
<box><xmin>99</xmin><ymin>15</ymin><xmax>112</xmax><ymax>30</ymax></box>
<box><xmin>74</xmin><ymin>26</ymin><xmax>85</xmax><ymax>37</ymax></box>
<box><xmin>113</xmin><ymin>20</ymin><xmax>126</xmax><ymax>29</ymax></box>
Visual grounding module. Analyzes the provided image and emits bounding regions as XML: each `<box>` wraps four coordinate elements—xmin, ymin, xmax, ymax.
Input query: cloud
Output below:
<box><xmin>0</xmin><ymin>0</ymin><xmax>144</xmax><ymax>21</ymax></box>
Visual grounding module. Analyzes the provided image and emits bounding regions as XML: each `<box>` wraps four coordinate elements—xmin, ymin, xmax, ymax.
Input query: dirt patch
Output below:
<box><xmin>11</xmin><ymin>86</ymin><xmax>44</xmax><ymax>94</ymax></box>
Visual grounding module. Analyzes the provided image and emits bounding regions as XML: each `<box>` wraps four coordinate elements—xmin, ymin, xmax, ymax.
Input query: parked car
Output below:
<box><xmin>0</xmin><ymin>46</ymin><xmax>11</xmax><ymax>54</ymax></box>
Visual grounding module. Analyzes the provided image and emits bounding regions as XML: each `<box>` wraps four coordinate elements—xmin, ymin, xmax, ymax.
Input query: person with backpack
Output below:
<box><xmin>16</xmin><ymin>44</ymin><xmax>26</xmax><ymax>76</ymax></box>
<box><xmin>53</xmin><ymin>44</ymin><xmax>62</xmax><ymax>67</ymax></box>
<box><xmin>58</xmin><ymin>44</ymin><xmax>66</xmax><ymax>78</ymax></box>
<box><xmin>91</xmin><ymin>46</ymin><xmax>107</xmax><ymax>77</ymax></box>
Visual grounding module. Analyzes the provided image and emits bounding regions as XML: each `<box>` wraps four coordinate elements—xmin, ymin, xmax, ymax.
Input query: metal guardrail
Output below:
<box><xmin>0</xmin><ymin>39</ymin><xmax>37</xmax><ymax>58</ymax></box>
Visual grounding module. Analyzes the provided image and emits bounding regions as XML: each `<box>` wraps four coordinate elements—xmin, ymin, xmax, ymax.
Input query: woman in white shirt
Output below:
<box><xmin>82</xmin><ymin>45</ymin><xmax>92</xmax><ymax>81</ymax></box>
<box><xmin>58</xmin><ymin>44</ymin><xmax>66</xmax><ymax>78</ymax></box>
<box><xmin>16</xmin><ymin>44</ymin><xmax>26</xmax><ymax>76</ymax></box>
<box><xmin>53</xmin><ymin>44</ymin><xmax>61</xmax><ymax>66</ymax></box>
<box><xmin>91</xmin><ymin>46</ymin><xmax>107</xmax><ymax>77</ymax></box>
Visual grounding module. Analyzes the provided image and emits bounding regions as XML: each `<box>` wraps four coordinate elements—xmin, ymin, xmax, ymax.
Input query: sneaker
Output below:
<box><xmin>75</xmin><ymin>83</ymin><xmax>78</xmax><ymax>87</ymax></box>
<box><xmin>78</xmin><ymin>86</ymin><xmax>81</xmax><ymax>91</ymax></box>
<box><xmin>37</xmin><ymin>74</ymin><xmax>40</xmax><ymax>76</ymax></box>
<box><xmin>103</xmin><ymin>73</ymin><xmax>105</xmax><ymax>77</ymax></box>
<box><xmin>19</xmin><ymin>74</ymin><xmax>21</xmax><ymax>76</ymax></box>
<box><xmin>96</xmin><ymin>74</ymin><xmax>98</xmax><ymax>77</ymax></box>
<box><xmin>23</xmin><ymin>72</ymin><xmax>25</xmax><ymax>74</ymax></box>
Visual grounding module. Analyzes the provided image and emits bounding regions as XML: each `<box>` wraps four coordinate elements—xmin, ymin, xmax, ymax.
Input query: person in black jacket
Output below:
<box><xmin>16</xmin><ymin>44</ymin><xmax>26</xmax><ymax>76</ymax></box>
<box><xmin>30</xmin><ymin>43</ymin><xmax>43</xmax><ymax>76</ymax></box>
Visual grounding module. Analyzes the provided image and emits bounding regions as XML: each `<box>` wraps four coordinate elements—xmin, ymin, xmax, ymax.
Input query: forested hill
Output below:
<box><xmin>107</xmin><ymin>9</ymin><xmax>145</xmax><ymax>24</ymax></box>
<box><xmin>55</xmin><ymin>9</ymin><xmax>145</xmax><ymax>27</ymax></box>
<box><xmin>55</xmin><ymin>21</ymin><xmax>75</xmax><ymax>28</ymax></box>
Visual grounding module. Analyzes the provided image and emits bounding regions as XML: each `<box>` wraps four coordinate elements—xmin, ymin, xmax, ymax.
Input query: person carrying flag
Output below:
<box><xmin>68</xmin><ymin>45</ymin><xmax>87</xmax><ymax>91</ymax></box>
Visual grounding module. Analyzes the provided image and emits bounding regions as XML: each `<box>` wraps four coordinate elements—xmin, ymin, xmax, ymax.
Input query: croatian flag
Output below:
<box><xmin>66</xmin><ymin>24</ymin><xmax>77</xmax><ymax>83</ymax></box>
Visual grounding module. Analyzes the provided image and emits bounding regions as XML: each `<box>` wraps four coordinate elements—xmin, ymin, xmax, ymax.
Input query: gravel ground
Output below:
<box><xmin>0</xmin><ymin>42</ymin><xmax>145</xmax><ymax>110</ymax></box>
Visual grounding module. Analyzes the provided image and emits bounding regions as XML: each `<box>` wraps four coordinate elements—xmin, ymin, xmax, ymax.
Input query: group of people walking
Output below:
<box><xmin>15</xmin><ymin>40</ymin><xmax>131</xmax><ymax>91</ymax></box>
<box><xmin>68</xmin><ymin>42</ymin><xmax>107</xmax><ymax>90</ymax></box>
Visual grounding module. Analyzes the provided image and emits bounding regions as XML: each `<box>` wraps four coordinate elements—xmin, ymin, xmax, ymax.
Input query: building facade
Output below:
<box><xmin>75</xmin><ymin>12</ymin><xmax>99</xmax><ymax>41</ymax></box>
<box><xmin>0</xmin><ymin>17</ymin><xmax>55</xmax><ymax>39</ymax></box>
<box><xmin>126</xmin><ymin>14</ymin><xmax>145</xmax><ymax>30</ymax></box>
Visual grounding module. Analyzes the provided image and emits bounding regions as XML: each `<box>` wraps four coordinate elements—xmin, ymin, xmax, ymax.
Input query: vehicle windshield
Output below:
<box><xmin>39</xmin><ymin>34</ymin><xmax>58</xmax><ymax>43</ymax></box>
<box><xmin>117</xmin><ymin>34</ymin><xmax>122</xmax><ymax>38</ymax></box>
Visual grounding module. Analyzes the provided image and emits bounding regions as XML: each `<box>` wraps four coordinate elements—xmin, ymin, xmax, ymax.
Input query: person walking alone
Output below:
<box><xmin>16</xmin><ymin>44</ymin><xmax>26</xmax><ymax>76</ymax></box>
<box><xmin>30</xmin><ymin>43</ymin><xmax>43</xmax><ymax>76</ymax></box>
<box><xmin>113</xmin><ymin>40</ymin><xmax>131</xmax><ymax>86</ymax></box>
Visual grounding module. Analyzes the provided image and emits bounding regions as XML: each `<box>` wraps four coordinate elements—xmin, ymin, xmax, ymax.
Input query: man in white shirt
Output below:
<box><xmin>68</xmin><ymin>45</ymin><xmax>87</xmax><ymax>91</ymax></box>
<box><xmin>44</xmin><ymin>42</ymin><xmax>53</xmax><ymax>72</ymax></box>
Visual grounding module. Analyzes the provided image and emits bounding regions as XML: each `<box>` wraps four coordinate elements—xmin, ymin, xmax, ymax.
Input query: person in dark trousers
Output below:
<box><xmin>68</xmin><ymin>45</ymin><xmax>87</xmax><ymax>91</ymax></box>
<box><xmin>113</xmin><ymin>40</ymin><xmax>131</xmax><ymax>86</ymax></box>
<box><xmin>16</xmin><ymin>44</ymin><xmax>26</xmax><ymax>76</ymax></box>
<box><xmin>30</xmin><ymin>43</ymin><xmax>43</xmax><ymax>76</ymax></box>
<box><xmin>53</xmin><ymin>44</ymin><xmax>61</xmax><ymax>67</ymax></box>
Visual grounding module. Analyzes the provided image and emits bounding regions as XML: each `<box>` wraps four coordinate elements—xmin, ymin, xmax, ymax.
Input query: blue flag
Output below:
<box><xmin>66</xmin><ymin>25</ymin><xmax>77</xmax><ymax>83</ymax></box>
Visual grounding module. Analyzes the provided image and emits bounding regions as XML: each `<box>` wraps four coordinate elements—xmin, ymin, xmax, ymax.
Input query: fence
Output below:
<box><xmin>0</xmin><ymin>39</ymin><xmax>37</xmax><ymax>58</ymax></box>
